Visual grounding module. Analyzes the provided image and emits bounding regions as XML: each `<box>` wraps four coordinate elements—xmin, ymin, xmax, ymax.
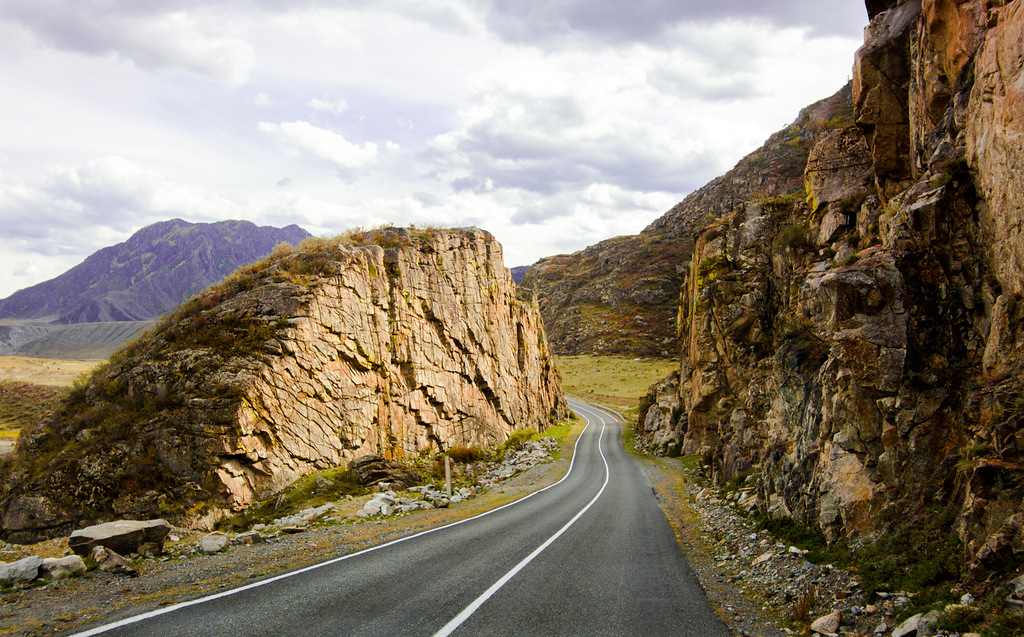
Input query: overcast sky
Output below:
<box><xmin>0</xmin><ymin>0</ymin><xmax>868</xmax><ymax>298</ymax></box>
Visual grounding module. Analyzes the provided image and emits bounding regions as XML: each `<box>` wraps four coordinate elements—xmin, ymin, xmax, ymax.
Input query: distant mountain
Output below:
<box><xmin>0</xmin><ymin>219</ymin><xmax>311</xmax><ymax>324</ymax></box>
<box><xmin>509</xmin><ymin>266</ymin><xmax>529</xmax><ymax>285</ymax></box>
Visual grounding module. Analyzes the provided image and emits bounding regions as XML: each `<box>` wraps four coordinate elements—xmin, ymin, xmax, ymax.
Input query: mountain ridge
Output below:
<box><xmin>521</xmin><ymin>83</ymin><xmax>854</xmax><ymax>357</ymax></box>
<box><xmin>0</xmin><ymin>219</ymin><xmax>311</xmax><ymax>325</ymax></box>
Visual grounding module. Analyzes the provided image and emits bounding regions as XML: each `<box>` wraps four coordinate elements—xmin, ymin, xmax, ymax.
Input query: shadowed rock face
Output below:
<box><xmin>1</xmin><ymin>227</ymin><xmax>565</xmax><ymax>542</ymax></box>
<box><xmin>637</xmin><ymin>0</ymin><xmax>1024</xmax><ymax>579</ymax></box>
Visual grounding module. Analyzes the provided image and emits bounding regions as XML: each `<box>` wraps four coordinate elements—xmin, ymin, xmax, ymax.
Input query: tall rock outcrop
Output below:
<box><xmin>520</xmin><ymin>86</ymin><xmax>855</xmax><ymax>357</ymax></box>
<box><xmin>0</xmin><ymin>227</ymin><xmax>565</xmax><ymax>542</ymax></box>
<box><xmin>638</xmin><ymin>0</ymin><xmax>1024</xmax><ymax>581</ymax></box>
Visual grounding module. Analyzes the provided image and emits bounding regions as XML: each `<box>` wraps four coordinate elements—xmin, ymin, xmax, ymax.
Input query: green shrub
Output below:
<box><xmin>502</xmin><ymin>429</ymin><xmax>537</xmax><ymax>452</ymax></box>
<box><xmin>840</xmin><ymin>253</ymin><xmax>861</xmax><ymax>266</ymax></box>
<box><xmin>777</xmin><ymin>223</ymin><xmax>809</xmax><ymax>250</ymax></box>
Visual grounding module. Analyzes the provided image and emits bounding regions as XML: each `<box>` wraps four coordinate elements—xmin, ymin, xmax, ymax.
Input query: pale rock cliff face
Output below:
<box><xmin>221</xmin><ymin>231</ymin><xmax>565</xmax><ymax>507</ymax></box>
<box><xmin>1</xmin><ymin>228</ymin><xmax>565</xmax><ymax>541</ymax></box>
<box><xmin>637</xmin><ymin>0</ymin><xmax>1024</xmax><ymax>579</ymax></box>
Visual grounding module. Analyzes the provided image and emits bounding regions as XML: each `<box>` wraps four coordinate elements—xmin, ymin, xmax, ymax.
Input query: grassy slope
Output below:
<box><xmin>0</xmin><ymin>381</ymin><xmax>69</xmax><ymax>440</ymax></box>
<box><xmin>554</xmin><ymin>354</ymin><xmax>678</xmax><ymax>417</ymax></box>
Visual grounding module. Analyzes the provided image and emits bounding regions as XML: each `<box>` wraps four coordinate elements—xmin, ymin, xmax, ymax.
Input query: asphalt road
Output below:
<box><xmin>72</xmin><ymin>398</ymin><xmax>728</xmax><ymax>636</ymax></box>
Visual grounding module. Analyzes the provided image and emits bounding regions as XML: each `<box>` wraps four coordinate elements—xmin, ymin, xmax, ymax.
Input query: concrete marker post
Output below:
<box><xmin>445</xmin><ymin>456</ymin><xmax>452</xmax><ymax>497</ymax></box>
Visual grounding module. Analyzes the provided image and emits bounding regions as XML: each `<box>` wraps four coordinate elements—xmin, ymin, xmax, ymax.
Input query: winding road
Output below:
<box><xmin>71</xmin><ymin>398</ymin><xmax>728</xmax><ymax>636</ymax></box>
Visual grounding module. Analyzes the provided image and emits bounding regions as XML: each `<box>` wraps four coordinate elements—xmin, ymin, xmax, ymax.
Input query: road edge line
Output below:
<box><xmin>69</xmin><ymin>411</ymin><xmax>594</xmax><ymax>637</ymax></box>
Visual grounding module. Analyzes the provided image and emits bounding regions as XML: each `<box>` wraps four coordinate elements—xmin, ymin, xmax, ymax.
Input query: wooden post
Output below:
<box><xmin>445</xmin><ymin>455</ymin><xmax>452</xmax><ymax>498</ymax></box>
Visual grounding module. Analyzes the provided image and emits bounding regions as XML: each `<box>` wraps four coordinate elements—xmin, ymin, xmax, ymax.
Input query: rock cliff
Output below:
<box><xmin>521</xmin><ymin>85</ymin><xmax>854</xmax><ymax>357</ymax></box>
<box><xmin>637</xmin><ymin>0</ymin><xmax>1024</xmax><ymax>583</ymax></box>
<box><xmin>0</xmin><ymin>227</ymin><xmax>565</xmax><ymax>542</ymax></box>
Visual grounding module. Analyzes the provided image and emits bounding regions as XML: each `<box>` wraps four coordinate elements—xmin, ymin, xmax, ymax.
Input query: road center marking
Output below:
<box><xmin>432</xmin><ymin>404</ymin><xmax>611</xmax><ymax>637</ymax></box>
<box><xmin>71</xmin><ymin>401</ymin><xmax>601</xmax><ymax>636</ymax></box>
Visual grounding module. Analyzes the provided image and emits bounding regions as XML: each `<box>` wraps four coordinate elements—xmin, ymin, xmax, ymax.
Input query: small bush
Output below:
<box><xmin>502</xmin><ymin>429</ymin><xmax>537</xmax><ymax>452</ymax></box>
<box><xmin>788</xmin><ymin>586</ymin><xmax>817</xmax><ymax>625</ymax></box>
<box><xmin>447</xmin><ymin>445</ymin><xmax>485</xmax><ymax>464</ymax></box>
<box><xmin>776</xmin><ymin>223</ymin><xmax>810</xmax><ymax>251</ymax></box>
<box><xmin>939</xmin><ymin>606</ymin><xmax>985</xmax><ymax>633</ymax></box>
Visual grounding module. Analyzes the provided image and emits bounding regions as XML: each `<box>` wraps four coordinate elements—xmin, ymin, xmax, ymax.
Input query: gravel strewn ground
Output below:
<box><xmin>637</xmin><ymin>455</ymin><xmax>994</xmax><ymax>637</ymax></box>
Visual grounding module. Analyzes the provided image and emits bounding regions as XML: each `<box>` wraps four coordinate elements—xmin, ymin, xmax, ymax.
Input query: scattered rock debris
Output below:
<box><xmin>640</xmin><ymin>456</ymin><xmax>998</xmax><ymax>637</ymax></box>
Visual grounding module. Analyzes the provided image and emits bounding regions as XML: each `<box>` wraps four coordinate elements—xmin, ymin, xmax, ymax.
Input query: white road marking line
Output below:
<box><xmin>70</xmin><ymin>411</ymin><xmax>595</xmax><ymax>637</ymax></box>
<box><xmin>432</xmin><ymin>406</ymin><xmax>611</xmax><ymax>637</ymax></box>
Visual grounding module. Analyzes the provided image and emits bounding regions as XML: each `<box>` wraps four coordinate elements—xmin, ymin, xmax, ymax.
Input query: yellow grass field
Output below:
<box><xmin>553</xmin><ymin>355</ymin><xmax>678</xmax><ymax>417</ymax></box>
<box><xmin>0</xmin><ymin>356</ymin><xmax>101</xmax><ymax>386</ymax></box>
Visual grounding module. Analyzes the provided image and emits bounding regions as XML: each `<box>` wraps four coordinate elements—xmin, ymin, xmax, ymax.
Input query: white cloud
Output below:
<box><xmin>0</xmin><ymin>0</ymin><xmax>868</xmax><ymax>297</ymax></box>
<box><xmin>0</xmin><ymin>4</ymin><xmax>255</xmax><ymax>87</ymax></box>
<box><xmin>309</xmin><ymin>98</ymin><xmax>348</xmax><ymax>115</ymax></box>
<box><xmin>258</xmin><ymin>121</ymin><xmax>379</xmax><ymax>172</ymax></box>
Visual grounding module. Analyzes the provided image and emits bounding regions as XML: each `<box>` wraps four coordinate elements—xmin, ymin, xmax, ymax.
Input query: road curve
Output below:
<box><xmin>69</xmin><ymin>398</ymin><xmax>727</xmax><ymax>637</ymax></box>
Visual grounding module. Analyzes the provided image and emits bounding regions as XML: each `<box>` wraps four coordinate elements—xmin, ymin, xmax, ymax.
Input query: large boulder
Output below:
<box><xmin>90</xmin><ymin>545</ymin><xmax>138</xmax><ymax>577</ymax></box>
<box><xmin>68</xmin><ymin>519</ymin><xmax>171</xmax><ymax>557</ymax></box>
<box><xmin>0</xmin><ymin>495</ymin><xmax>73</xmax><ymax>544</ymax></box>
<box><xmin>40</xmin><ymin>555</ymin><xmax>87</xmax><ymax>581</ymax></box>
<box><xmin>199</xmin><ymin>532</ymin><xmax>230</xmax><ymax>554</ymax></box>
<box><xmin>0</xmin><ymin>555</ymin><xmax>43</xmax><ymax>587</ymax></box>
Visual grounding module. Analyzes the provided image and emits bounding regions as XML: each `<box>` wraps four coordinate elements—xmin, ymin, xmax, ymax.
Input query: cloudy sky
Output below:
<box><xmin>0</xmin><ymin>0</ymin><xmax>867</xmax><ymax>298</ymax></box>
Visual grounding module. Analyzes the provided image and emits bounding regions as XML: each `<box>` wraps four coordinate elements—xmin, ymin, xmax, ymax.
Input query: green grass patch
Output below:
<box><xmin>677</xmin><ymin>454</ymin><xmax>702</xmax><ymax>474</ymax></box>
<box><xmin>536</xmin><ymin>419</ymin><xmax>574</xmax><ymax>443</ymax></box>
<box><xmin>501</xmin><ymin>429</ymin><xmax>536</xmax><ymax>453</ymax></box>
<box><xmin>753</xmin><ymin>509</ymin><xmax>964</xmax><ymax>622</ymax></box>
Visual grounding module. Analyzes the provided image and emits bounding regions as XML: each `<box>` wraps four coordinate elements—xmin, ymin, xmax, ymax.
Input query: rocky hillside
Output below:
<box><xmin>520</xmin><ymin>85</ymin><xmax>854</xmax><ymax>357</ymax></box>
<box><xmin>0</xmin><ymin>227</ymin><xmax>566</xmax><ymax>543</ymax></box>
<box><xmin>0</xmin><ymin>219</ymin><xmax>311</xmax><ymax>324</ymax></box>
<box><xmin>638</xmin><ymin>0</ymin><xmax>1024</xmax><ymax>589</ymax></box>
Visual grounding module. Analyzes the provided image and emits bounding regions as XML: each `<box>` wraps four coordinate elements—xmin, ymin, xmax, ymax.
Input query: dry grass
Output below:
<box><xmin>0</xmin><ymin>356</ymin><xmax>100</xmax><ymax>386</ymax></box>
<box><xmin>554</xmin><ymin>354</ymin><xmax>678</xmax><ymax>414</ymax></box>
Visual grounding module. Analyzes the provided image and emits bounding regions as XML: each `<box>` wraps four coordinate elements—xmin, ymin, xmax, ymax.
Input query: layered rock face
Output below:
<box><xmin>1</xmin><ymin>228</ymin><xmax>565</xmax><ymax>542</ymax></box>
<box><xmin>521</xmin><ymin>86</ymin><xmax>854</xmax><ymax>357</ymax></box>
<box><xmin>638</xmin><ymin>0</ymin><xmax>1024</xmax><ymax>578</ymax></box>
